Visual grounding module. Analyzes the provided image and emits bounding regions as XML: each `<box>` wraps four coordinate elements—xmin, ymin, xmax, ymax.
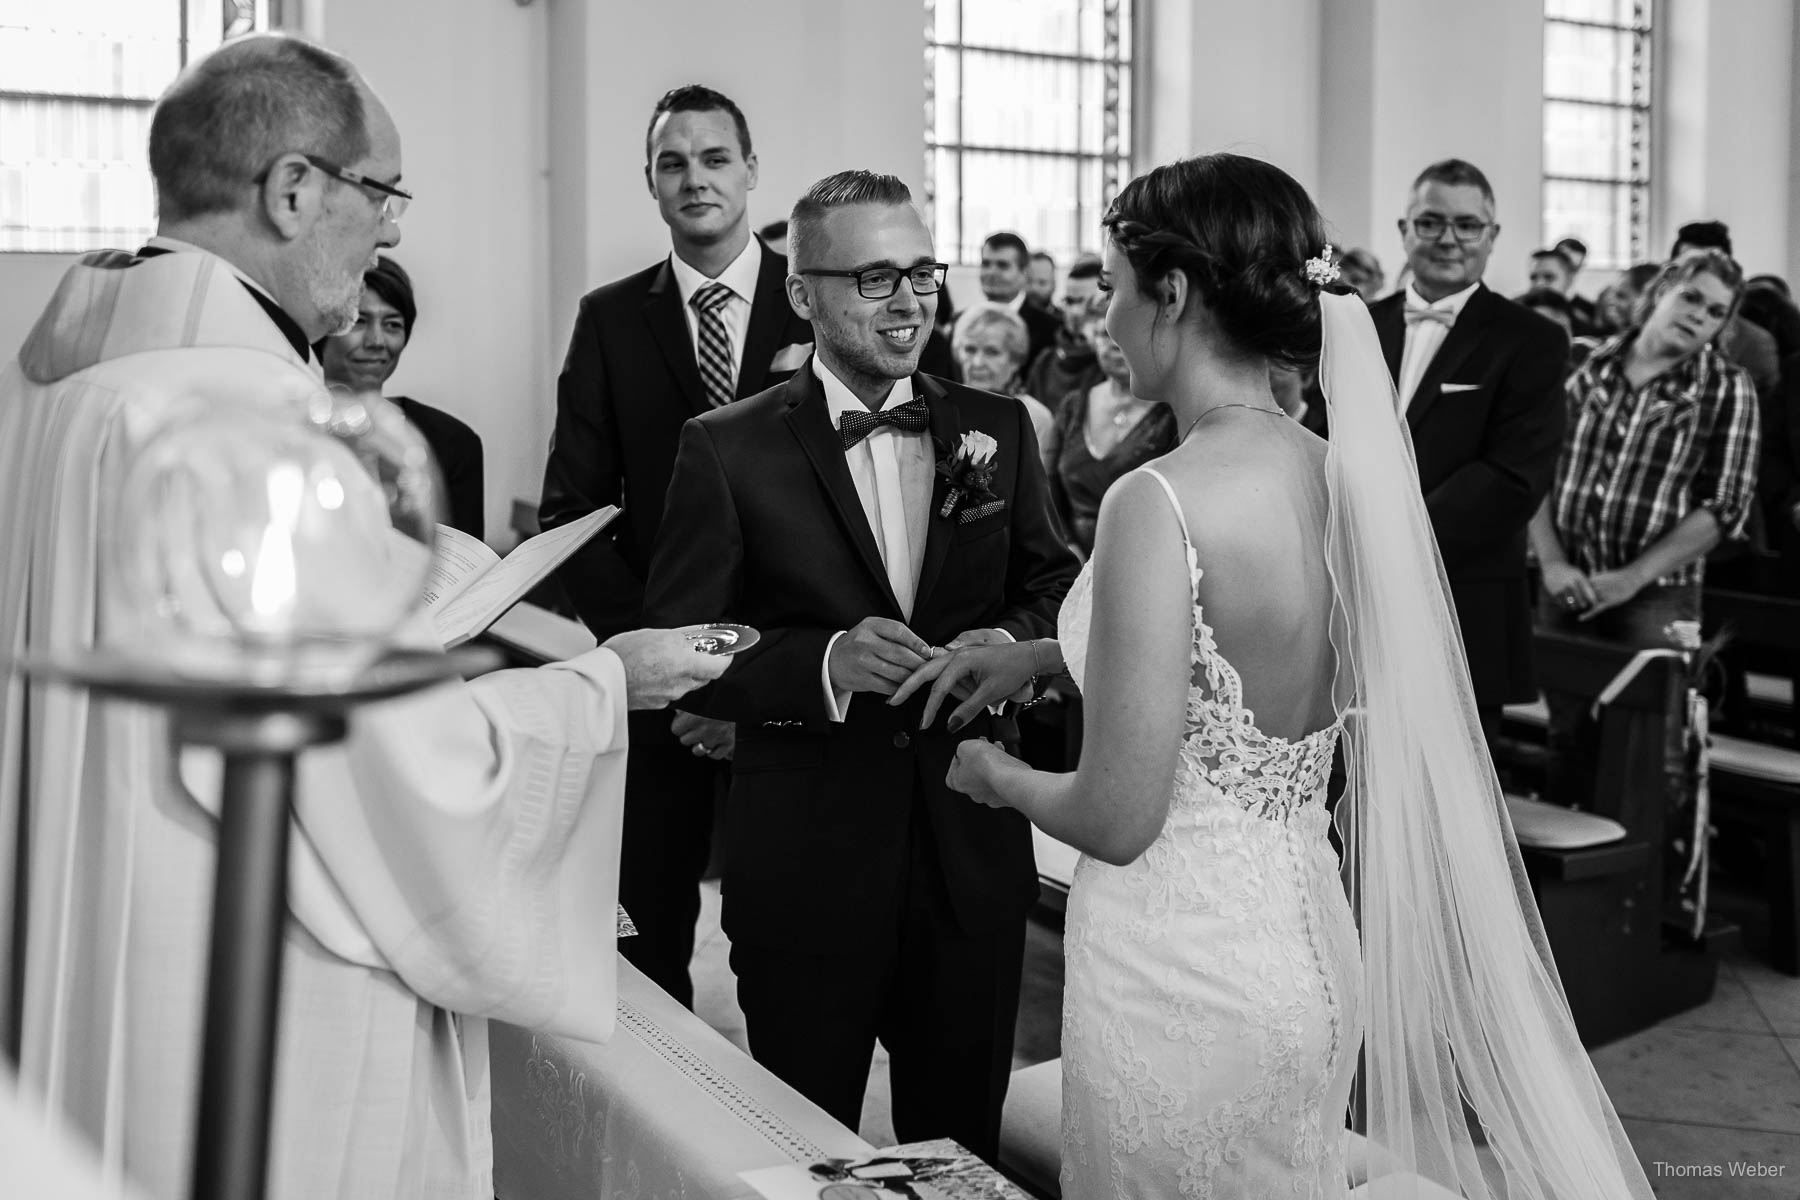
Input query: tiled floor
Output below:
<box><xmin>690</xmin><ymin>881</ymin><xmax>1800</xmax><ymax>1196</ymax></box>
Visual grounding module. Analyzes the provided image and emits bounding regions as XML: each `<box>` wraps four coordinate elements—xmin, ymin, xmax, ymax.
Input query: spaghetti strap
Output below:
<box><xmin>1137</xmin><ymin>466</ymin><xmax>1194</xmax><ymax>554</ymax></box>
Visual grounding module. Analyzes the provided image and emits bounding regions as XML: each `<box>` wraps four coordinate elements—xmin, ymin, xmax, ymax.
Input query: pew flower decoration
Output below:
<box><xmin>936</xmin><ymin>430</ymin><xmax>1002</xmax><ymax>521</ymax></box>
<box><xmin>1304</xmin><ymin>245</ymin><xmax>1340</xmax><ymax>287</ymax></box>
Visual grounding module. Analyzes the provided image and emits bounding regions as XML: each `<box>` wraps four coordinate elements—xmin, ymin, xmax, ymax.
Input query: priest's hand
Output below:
<box><xmin>602</xmin><ymin>627</ymin><xmax>732</xmax><ymax>710</ymax></box>
<box><xmin>671</xmin><ymin>711</ymin><xmax>735</xmax><ymax>760</ymax></box>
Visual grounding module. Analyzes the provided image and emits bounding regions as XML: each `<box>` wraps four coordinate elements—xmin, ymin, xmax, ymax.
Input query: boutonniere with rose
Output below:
<box><xmin>935</xmin><ymin>430</ymin><xmax>1006</xmax><ymax>523</ymax></box>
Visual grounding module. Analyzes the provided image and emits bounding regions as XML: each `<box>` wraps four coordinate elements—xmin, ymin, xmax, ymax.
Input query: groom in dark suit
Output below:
<box><xmin>644</xmin><ymin>171</ymin><xmax>1078</xmax><ymax>1156</ymax></box>
<box><xmin>539</xmin><ymin>86</ymin><xmax>812</xmax><ymax>1007</ymax></box>
<box><xmin>1369</xmin><ymin>158</ymin><xmax>1567</xmax><ymax>735</ymax></box>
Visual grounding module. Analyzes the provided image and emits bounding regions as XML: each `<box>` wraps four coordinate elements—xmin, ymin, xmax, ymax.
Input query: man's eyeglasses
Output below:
<box><xmin>1405</xmin><ymin>215</ymin><xmax>1492</xmax><ymax>244</ymax></box>
<box><xmin>800</xmin><ymin>262</ymin><xmax>948</xmax><ymax>300</ymax></box>
<box><xmin>304</xmin><ymin>154</ymin><xmax>412</xmax><ymax>221</ymax></box>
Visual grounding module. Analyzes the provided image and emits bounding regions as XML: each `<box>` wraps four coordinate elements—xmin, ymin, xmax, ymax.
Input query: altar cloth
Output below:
<box><xmin>492</xmin><ymin>957</ymin><xmax>875</xmax><ymax>1199</ymax></box>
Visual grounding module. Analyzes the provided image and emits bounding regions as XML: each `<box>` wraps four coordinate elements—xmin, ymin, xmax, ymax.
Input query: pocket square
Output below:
<box><xmin>769</xmin><ymin>342</ymin><xmax>813</xmax><ymax>372</ymax></box>
<box><xmin>958</xmin><ymin>499</ymin><xmax>1007</xmax><ymax>524</ymax></box>
<box><xmin>1440</xmin><ymin>382</ymin><xmax>1482</xmax><ymax>394</ymax></box>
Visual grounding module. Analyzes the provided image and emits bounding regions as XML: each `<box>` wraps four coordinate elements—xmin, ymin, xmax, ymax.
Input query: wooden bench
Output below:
<box><xmin>1702</xmin><ymin>589</ymin><xmax>1800</xmax><ymax>973</ymax></box>
<box><xmin>1495</xmin><ymin>630</ymin><xmax>1722</xmax><ymax>1042</ymax></box>
<box><xmin>1705</xmin><ymin>588</ymin><xmax>1800</xmax><ymax>746</ymax></box>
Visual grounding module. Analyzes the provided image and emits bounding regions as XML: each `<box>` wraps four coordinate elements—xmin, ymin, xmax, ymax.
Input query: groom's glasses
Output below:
<box><xmin>800</xmin><ymin>262</ymin><xmax>948</xmax><ymax>300</ymax></box>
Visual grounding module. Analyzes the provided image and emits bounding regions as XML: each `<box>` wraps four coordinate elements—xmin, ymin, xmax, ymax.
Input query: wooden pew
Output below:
<box><xmin>1497</xmin><ymin>629</ymin><xmax>1721</xmax><ymax>1043</ymax></box>
<box><xmin>1706</xmin><ymin>587</ymin><xmax>1800</xmax><ymax>746</ymax></box>
<box><xmin>1701</xmin><ymin>588</ymin><xmax>1800</xmax><ymax>973</ymax></box>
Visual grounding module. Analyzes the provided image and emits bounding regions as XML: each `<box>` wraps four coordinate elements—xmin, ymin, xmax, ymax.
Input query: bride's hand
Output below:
<box><xmin>888</xmin><ymin>641</ymin><xmax>1037</xmax><ymax>729</ymax></box>
<box><xmin>946</xmin><ymin>738</ymin><xmax>1023</xmax><ymax>809</ymax></box>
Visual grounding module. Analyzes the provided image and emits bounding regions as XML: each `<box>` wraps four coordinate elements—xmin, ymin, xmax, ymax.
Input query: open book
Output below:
<box><xmin>423</xmin><ymin>506</ymin><xmax>617</xmax><ymax>647</ymax></box>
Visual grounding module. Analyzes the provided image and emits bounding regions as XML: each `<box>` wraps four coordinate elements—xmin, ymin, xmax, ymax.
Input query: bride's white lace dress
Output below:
<box><xmin>1057</xmin><ymin>468</ymin><xmax>1362</xmax><ymax>1199</ymax></box>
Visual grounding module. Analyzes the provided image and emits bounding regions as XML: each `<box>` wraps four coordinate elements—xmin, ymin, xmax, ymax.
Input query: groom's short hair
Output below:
<box><xmin>788</xmin><ymin>170</ymin><xmax>914</xmax><ymax>271</ymax></box>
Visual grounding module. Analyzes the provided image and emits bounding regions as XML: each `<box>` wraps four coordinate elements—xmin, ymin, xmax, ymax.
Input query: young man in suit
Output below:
<box><xmin>979</xmin><ymin>231</ymin><xmax>1061</xmax><ymax>367</ymax></box>
<box><xmin>539</xmin><ymin>85</ymin><xmax>812</xmax><ymax>1008</ymax></box>
<box><xmin>644</xmin><ymin>171</ymin><xmax>1078</xmax><ymax>1157</ymax></box>
<box><xmin>1368</xmin><ymin>158</ymin><xmax>1568</xmax><ymax>738</ymax></box>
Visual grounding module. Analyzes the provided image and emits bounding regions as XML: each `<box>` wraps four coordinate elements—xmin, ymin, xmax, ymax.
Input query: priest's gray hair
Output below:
<box><xmin>150</xmin><ymin>33</ymin><xmax>369</xmax><ymax>223</ymax></box>
<box><xmin>788</xmin><ymin>170</ymin><xmax>915</xmax><ymax>273</ymax></box>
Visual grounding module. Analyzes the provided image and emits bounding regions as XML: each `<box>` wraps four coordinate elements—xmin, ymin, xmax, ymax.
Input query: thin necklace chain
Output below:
<box><xmin>1180</xmin><ymin>402</ymin><xmax>1286</xmax><ymax>443</ymax></box>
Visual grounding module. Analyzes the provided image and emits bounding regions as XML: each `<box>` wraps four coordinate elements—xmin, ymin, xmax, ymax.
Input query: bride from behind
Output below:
<box><xmin>896</xmin><ymin>154</ymin><xmax>1652</xmax><ymax>1198</ymax></box>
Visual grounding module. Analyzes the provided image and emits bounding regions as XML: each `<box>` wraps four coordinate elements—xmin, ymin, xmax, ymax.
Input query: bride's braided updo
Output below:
<box><xmin>1102</xmin><ymin>153</ymin><xmax>1337</xmax><ymax>371</ymax></box>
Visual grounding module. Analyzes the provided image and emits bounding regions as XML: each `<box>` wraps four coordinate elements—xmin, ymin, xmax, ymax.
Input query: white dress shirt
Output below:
<box><xmin>815</xmin><ymin>357</ymin><xmax>935</xmax><ymax>721</ymax></box>
<box><xmin>1398</xmin><ymin>280</ymin><xmax>1480</xmax><ymax>412</ymax></box>
<box><xmin>669</xmin><ymin>237</ymin><xmax>762</xmax><ymax>383</ymax></box>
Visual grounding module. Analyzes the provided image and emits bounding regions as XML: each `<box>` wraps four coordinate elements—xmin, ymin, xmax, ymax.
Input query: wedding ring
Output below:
<box><xmin>695</xmin><ymin>743</ymin><xmax>710</xmax><ymax>755</ymax></box>
<box><xmin>1563</xmin><ymin>594</ymin><xmax>1578</xmax><ymax>608</ymax></box>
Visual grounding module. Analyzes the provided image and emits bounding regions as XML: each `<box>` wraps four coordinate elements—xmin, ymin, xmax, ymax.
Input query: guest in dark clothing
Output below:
<box><xmin>1731</xmin><ymin>277</ymin><xmax>1800</xmax><ymax>595</ymax></box>
<box><xmin>1595</xmin><ymin>262</ymin><xmax>1662</xmax><ymax>336</ymax></box>
<box><xmin>318</xmin><ymin>256</ymin><xmax>485</xmax><ymax>538</ymax></box>
<box><xmin>1517</xmin><ymin>287</ymin><xmax>1587</xmax><ymax>373</ymax></box>
<box><xmin>1041</xmin><ymin>297</ymin><xmax>1176</xmax><ymax>557</ymax></box>
<box><xmin>978</xmin><ymin>231</ymin><xmax>1060</xmax><ymax>365</ymax></box>
<box><xmin>1530</xmin><ymin>250</ymin><xmax>1760</xmax><ymax>806</ymax></box>
<box><xmin>1023</xmin><ymin>253</ymin><xmax>1104</xmax><ymax>408</ymax></box>
<box><xmin>1743</xmin><ymin>276</ymin><xmax>1800</xmax><ymax>362</ymax></box>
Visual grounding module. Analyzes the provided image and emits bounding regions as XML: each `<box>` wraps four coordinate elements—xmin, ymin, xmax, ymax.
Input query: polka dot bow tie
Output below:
<box><xmin>837</xmin><ymin>399</ymin><xmax>930</xmax><ymax>450</ymax></box>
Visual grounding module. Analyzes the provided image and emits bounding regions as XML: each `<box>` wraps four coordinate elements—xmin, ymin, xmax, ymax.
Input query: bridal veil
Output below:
<box><xmin>1318</xmin><ymin>289</ymin><xmax>1653</xmax><ymax>1198</ymax></box>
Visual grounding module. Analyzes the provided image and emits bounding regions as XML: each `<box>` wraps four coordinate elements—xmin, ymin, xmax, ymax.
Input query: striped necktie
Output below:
<box><xmin>691</xmin><ymin>282</ymin><xmax>737</xmax><ymax>408</ymax></box>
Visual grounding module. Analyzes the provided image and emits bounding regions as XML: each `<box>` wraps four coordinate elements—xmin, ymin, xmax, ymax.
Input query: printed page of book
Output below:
<box><xmin>433</xmin><ymin>506</ymin><xmax>618</xmax><ymax>647</ymax></box>
<box><xmin>420</xmin><ymin>525</ymin><xmax>501</xmax><ymax>612</ymax></box>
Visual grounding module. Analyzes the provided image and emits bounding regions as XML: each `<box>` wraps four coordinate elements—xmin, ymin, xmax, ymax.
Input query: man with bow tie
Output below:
<box><xmin>644</xmin><ymin>170</ymin><xmax>1077</xmax><ymax>1157</ymax></box>
<box><xmin>539</xmin><ymin>85</ymin><xmax>814</xmax><ymax>1008</ymax></box>
<box><xmin>1367</xmin><ymin>158</ymin><xmax>1568</xmax><ymax>738</ymax></box>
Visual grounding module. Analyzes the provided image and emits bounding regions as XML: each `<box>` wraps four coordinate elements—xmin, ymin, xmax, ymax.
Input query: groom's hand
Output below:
<box><xmin>828</xmin><ymin>617</ymin><xmax>934</xmax><ymax>696</ymax></box>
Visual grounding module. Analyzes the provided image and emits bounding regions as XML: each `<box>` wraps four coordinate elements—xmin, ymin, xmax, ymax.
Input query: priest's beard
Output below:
<box><xmin>303</xmin><ymin>242</ymin><xmax>366</xmax><ymax>338</ymax></box>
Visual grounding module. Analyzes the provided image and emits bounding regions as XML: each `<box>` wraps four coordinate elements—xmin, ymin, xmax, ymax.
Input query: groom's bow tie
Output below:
<box><xmin>838</xmin><ymin>399</ymin><xmax>930</xmax><ymax>449</ymax></box>
<box><xmin>1404</xmin><ymin>305</ymin><xmax>1456</xmax><ymax>328</ymax></box>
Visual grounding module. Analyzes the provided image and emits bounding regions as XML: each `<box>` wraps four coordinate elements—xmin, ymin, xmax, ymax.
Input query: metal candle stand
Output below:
<box><xmin>17</xmin><ymin>645</ymin><xmax>496</xmax><ymax>1200</ymax></box>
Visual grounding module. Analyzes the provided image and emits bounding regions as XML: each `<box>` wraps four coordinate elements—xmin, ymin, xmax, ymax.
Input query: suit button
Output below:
<box><xmin>892</xmin><ymin>732</ymin><xmax>911</xmax><ymax>749</ymax></box>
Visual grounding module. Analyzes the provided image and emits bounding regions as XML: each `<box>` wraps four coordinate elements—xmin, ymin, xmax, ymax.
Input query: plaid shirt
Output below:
<box><xmin>1550</xmin><ymin>333</ymin><xmax>1760</xmax><ymax>586</ymax></box>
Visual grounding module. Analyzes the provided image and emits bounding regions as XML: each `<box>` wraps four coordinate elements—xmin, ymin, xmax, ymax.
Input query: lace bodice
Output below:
<box><xmin>1057</xmin><ymin>470</ymin><xmax>1341</xmax><ymax>824</ymax></box>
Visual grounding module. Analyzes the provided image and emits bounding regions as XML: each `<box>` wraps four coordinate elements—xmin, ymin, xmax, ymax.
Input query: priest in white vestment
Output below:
<box><xmin>0</xmin><ymin>34</ymin><xmax>726</xmax><ymax>1199</ymax></box>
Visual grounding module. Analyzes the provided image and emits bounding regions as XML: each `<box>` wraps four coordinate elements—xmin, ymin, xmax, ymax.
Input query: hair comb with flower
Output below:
<box><xmin>1304</xmin><ymin>246</ymin><xmax>1340</xmax><ymax>287</ymax></box>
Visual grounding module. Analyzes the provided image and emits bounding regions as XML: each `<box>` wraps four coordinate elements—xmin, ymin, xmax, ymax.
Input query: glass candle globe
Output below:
<box><xmin>109</xmin><ymin>389</ymin><xmax>443</xmax><ymax>686</ymax></box>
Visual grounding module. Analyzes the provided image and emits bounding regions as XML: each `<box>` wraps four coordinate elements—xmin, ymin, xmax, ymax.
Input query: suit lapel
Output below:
<box><xmin>1372</xmin><ymin>295</ymin><xmax>1405</xmax><ymax>384</ymax></box>
<box><xmin>643</xmin><ymin>260</ymin><xmax>711</xmax><ymax>416</ymax></box>
<box><xmin>1406</xmin><ymin>283</ymin><xmax>1496</xmax><ymax>430</ymax></box>
<box><xmin>912</xmin><ymin>374</ymin><xmax>963</xmax><ymax>616</ymax></box>
<box><xmin>783</xmin><ymin>367</ymin><xmax>903</xmax><ymax>614</ymax></box>
<box><xmin>737</xmin><ymin>240</ymin><xmax>791</xmax><ymax>398</ymax></box>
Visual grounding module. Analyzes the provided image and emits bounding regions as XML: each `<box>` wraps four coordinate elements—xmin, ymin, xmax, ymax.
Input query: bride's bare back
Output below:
<box><xmin>1142</xmin><ymin>413</ymin><xmax>1337</xmax><ymax>741</ymax></box>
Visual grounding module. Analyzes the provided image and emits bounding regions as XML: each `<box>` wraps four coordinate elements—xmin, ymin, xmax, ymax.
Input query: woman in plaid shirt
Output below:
<box><xmin>1529</xmin><ymin>248</ymin><xmax>1759</xmax><ymax>805</ymax></box>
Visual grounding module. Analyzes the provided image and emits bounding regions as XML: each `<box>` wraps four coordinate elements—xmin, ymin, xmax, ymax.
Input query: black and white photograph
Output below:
<box><xmin>3</xmin><ymin>1</ymin><xmax>1799</xmax><ymax>1197</ymax></box>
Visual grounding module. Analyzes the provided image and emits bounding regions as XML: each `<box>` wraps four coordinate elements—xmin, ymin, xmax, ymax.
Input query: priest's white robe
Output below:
<box><xmin>0</xmin><ymin>247</ymin><xmax>628</xmax><ymax>1199</ymax></box>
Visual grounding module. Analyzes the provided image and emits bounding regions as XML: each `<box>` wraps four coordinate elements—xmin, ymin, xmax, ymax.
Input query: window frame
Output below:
<box><xmin>923</xmin><ymin>0</ymin><xmax>1136</xmax><ymax>268</ymax></box>
<box><xmin>0</xmin><ymin>0</ymin><xmax>270</xmax><ymax>254</ymax></box>
<box><xmin>1540</xmin><ymin>0</ymin><xmax>1656</xmax><ymax>271</ymax></box>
